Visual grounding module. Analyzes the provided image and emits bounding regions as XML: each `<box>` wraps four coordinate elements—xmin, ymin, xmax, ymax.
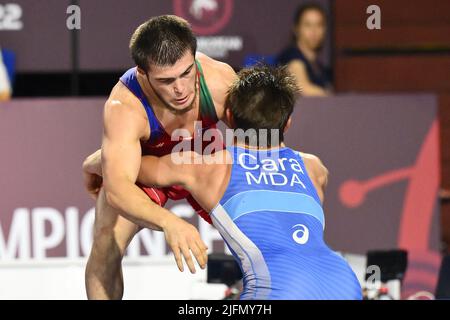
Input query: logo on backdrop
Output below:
<box><xmin>173</xmin><ymin>0</ymin><xmax>233</xmax><ymax>35</ymax></box>
<box><xmin>173</xmin><ymin>0</ymin><xmax>241</xmax><ymax>59</ymax></box>
<box><xmin>339</xmin><ymin>120</ymin><xmax>441</xmax><ymax>298</ymax></box>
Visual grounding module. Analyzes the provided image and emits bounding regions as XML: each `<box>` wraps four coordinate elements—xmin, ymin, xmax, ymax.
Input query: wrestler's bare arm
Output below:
<box><xmin>137</xmin><ymin>153</ymin><xmax>195</xmax><ymax>188</ymax></box>
<box><xmin>137</xmin><ymin>150</ymin><xmax>230</xmax><ymax>212</ymax></box>
<box><xmin>101</xmin><ymin>99</ymin><xmax>208</xmax><ymax>273</ymax></box>
<box><xmin>101</xmin><ymin>99</ymin><xmax>169</xmax><ymax>229</ymax></box>
<box><xmin>300</xmin><ymin>152</ymin><xmax>329</xmax><ymax>204</ymax></box>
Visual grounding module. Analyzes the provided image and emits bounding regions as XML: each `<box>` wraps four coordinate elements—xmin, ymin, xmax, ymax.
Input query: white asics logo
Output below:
<box><xmin>292</xmin><ymin>224</ymin><xmax>309</xmax><ymax>244</ymax></box>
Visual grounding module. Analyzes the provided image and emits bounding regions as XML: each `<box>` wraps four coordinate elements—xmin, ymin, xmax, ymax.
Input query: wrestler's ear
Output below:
<box><xmin>284</xmin><ymin>116</ymin><xmax>292</xmax><ymax>134</ymax></box>
<box><xmin>136</xmin><ymin>67</ymin><xmax>147</xmax><ymax>75</ymax></box>
<box><xmin>225</xmin><ymin>106</ymin><xmax>236</xmax><ymax>128</ymax></box>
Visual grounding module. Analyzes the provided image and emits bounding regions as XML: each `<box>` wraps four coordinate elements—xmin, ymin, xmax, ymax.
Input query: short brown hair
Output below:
<box><xmin>129</xmin><ymin>15</ymin><xmax>197</xmax><ymax>71</ymax></box>
<box><xmin>226</xmin><ymin>65</ymin><xmax>299</xmax><ymax>145</ymax></box>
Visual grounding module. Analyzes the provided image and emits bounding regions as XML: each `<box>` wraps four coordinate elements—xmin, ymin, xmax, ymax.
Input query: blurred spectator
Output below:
<box><xmin>277</xmin><ymin>3</ymin><xmax>332</xmax><ymax>96</ymax></box>
<box><xmin>0</xmin><ymin>47</ymin><xmax>12</xmax><ymax>101</ymax></box>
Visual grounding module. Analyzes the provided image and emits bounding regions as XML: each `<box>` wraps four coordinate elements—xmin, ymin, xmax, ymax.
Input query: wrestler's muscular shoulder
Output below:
<box><xmin>196</xmin><ymin>52</ymin><xmax>237</xmax><ymax>120</ymax></box>
<box><xmin>105</xmin><ymin>81</ymin><xmax>150</xmax><ymax>141</ymax></box>
<box><xmin>299</xmin><ymin>152</ymin><xmax>329</xmax><ymax>204</ymax></box>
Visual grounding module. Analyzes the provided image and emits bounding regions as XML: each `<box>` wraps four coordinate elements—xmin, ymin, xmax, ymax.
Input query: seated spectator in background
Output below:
<box><xmin>0</xmin><ymin>48</ymin><xmax>12</xmax><ymax>101</ymax></box>
<box><xmin>277</xmin><ymin>3</ymin><xmax>332</xmax><ymax>96</ymax></box>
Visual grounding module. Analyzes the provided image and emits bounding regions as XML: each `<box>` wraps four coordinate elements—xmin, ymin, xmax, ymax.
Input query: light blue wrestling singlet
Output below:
<box><xmin>210</xmin><ymin>146</ymin><xmax>363</xmax><ymax>300</ymax></box>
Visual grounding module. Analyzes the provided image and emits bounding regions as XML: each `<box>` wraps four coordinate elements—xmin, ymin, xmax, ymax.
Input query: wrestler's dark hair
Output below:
<box><xmin>130</xmin><ymin>15</ymin><xmax>197</xmax><ymax>72</ymax></box>
<box><xmin>226</xmin><ymin>65</ymin><xmax>300</xmax><ymax>146</ymax></box>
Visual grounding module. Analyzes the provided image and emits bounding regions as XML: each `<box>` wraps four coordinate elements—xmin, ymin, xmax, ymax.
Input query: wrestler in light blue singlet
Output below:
<box><xmin>211</xmin><ymin>146</ymin><xmax>363</xmax><ymax>300</ymax></box>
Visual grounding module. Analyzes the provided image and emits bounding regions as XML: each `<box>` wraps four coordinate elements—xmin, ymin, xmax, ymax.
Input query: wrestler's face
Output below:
<box><xmin>146</xmin><ymin>50</ymin><xmax>197</xmax><ymax>114</ymax></box>
<box><xmin>295</xmin><ymin>9</ymin><xmax>326</xmax><ymax>51</ymax></box>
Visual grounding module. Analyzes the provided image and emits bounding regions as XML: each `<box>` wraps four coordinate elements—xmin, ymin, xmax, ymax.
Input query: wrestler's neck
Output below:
<box><xmin>234</xmin><ymin>140</ymin><xmax>287</xmax><ymax>151</ymax></box>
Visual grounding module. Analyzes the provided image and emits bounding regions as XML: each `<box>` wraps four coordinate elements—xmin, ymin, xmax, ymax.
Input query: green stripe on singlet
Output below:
<box><xmin>196</xmin><ymin>59</ymin><xmax>219</xmax><ymax>125</ymax></box>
